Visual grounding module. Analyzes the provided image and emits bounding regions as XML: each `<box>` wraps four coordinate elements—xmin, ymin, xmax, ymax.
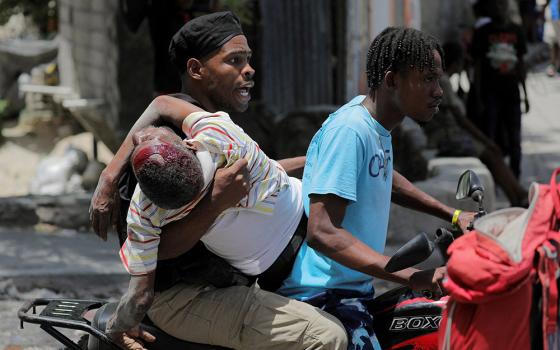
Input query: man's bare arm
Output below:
<box><xmin>307</xmin><ymin>194</ymin><xmax>423</xmax><ymax>287</ymax></box>
<box><xmin>391</xmin><ymin>170</ymin><xmax>474</xmax><ymax>232</ymax></box>
<box><xmin>277</xmin><ymin>156</ymin><xmax>306</xmax><ymax>178</ymax></box>
<box><xmin>391</xmin><ymin>170</ymin><xmax>454</xmax><ymax>221</ymax></box>
<box><xmin>106</xmin><ymin>273</ymin><xmax>156</xmax><ymax>348</ymax></box>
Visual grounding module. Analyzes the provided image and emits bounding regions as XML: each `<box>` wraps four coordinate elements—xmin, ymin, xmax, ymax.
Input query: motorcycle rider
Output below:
<box><xmin>92</xmin><ymin>11</ymin><xmax>350</xmax><ymax>350</ymax></box>
<box><xmin>91</xmin><ymin>16</ymin><xmax>472</xmax><ymax>350</ymax></box>
<box><xmin>276</xmin><ymin>27</ymin><xmax>475</xmax><ymax>350</ymax></box>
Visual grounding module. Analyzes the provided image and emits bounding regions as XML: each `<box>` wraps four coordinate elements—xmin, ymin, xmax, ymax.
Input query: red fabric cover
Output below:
<box><xmin>438</xmin><ymin>169</ymin><xmax>560</xmax><ymax>350</ymax></box>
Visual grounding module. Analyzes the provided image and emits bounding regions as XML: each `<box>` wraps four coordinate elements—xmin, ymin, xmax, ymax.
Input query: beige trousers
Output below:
<box><xmin>147</xmin><ymin>283</ymin><xmax>347</xmax><ymax>349</ymax></box>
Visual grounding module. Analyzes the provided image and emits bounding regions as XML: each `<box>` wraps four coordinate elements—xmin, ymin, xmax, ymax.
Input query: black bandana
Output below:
<box><xmin>169</xmin><ymin>11</ymin><xmax>244</xmax><ymax>69</ymax></box>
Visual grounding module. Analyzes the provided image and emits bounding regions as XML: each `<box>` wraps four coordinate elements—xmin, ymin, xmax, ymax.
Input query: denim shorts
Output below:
<box><xmin>304</xmin><ymin>289</ymin><xmax>382</xmax><ymax>350</ymax></box>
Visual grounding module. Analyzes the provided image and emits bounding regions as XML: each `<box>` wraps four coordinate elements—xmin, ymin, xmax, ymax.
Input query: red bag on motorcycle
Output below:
<box><xmin>439</xmin><ymin>169</ymin><xmax>560</xmax><ymax>350</ymax></box>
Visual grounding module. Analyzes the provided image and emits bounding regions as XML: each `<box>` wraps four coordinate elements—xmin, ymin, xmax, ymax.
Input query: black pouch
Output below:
<box><xmin>154</xmin><ymin>242</ymin><xmax>254</xmax><ymax>292</ymax></box>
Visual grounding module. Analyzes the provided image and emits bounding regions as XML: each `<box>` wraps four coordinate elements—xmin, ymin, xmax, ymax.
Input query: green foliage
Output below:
<box><xmin>0</xmin><ymin>0</ymin><xmax>56</xmax><ymax>35</ymax></box>
<box><xmin>0</xmin><ymin>99</ymin><xmax>7</xmax><ymax>116</ymax></box>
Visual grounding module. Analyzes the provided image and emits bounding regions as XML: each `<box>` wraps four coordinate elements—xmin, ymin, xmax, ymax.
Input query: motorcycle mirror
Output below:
<box><xmin>456</xmin><ymin>170</ymin><xmax>484</xmax><ymax>202</ymax></box>
<box><xmin>385</xmin><ymin>232</ymin><xmax>434</xmax><ymax>273</ymax></box>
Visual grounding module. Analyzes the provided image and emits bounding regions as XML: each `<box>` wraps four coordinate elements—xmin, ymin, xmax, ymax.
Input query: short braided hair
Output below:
<box><xmin>366</xmin><ymin>27</ymin><xmax>444</xmax><ymax>89</ymax></box>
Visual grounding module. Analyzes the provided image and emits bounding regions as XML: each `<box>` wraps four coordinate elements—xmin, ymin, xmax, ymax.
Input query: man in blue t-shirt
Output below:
<box><xmin>278</xmin><ymin>27</ymin><xmax>474</xmax><ymax>350</ymax></box>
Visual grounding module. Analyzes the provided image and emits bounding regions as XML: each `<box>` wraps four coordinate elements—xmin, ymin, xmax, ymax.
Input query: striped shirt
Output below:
<box><xmin>120</xmin><ymin>111</ymin><xmax>291</xmax><ymax>275</ymax></box>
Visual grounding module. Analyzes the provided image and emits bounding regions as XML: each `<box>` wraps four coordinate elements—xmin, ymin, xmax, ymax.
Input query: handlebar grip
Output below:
<box><xmin>435</xmin><ymin>228</ymin><xmax>455</xmax><ymax>262</ymax></box>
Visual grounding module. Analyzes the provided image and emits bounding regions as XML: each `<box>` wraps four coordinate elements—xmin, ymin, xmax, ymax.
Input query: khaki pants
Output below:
<box><xmin>147</xmin><ymin>283</ymin><xmax>348</xmax><ymax>349</ymax></box>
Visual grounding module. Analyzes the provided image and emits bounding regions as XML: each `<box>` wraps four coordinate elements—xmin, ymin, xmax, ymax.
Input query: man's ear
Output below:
<box><xmin>186</xmin><ymin>58</ymin><xmax>204</xmax><ymax>80</ymax></box>
<box><xmin>384</xmin><ymin>71</ymin><xmax>397</xmax><ymax>89</ymax></box>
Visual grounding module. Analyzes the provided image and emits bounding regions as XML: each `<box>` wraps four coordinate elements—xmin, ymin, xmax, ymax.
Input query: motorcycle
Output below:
<box><xmin>18</xmin><ymin>170</ymin><xmax>486</xmax><ymax>350</ymax></box>
<box><xmin>370</xmin><ymin>170</ymin><xmax>486</xmax><ymax>349</ymax></box>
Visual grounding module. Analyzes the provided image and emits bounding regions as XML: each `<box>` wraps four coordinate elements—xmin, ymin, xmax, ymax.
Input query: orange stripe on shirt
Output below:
<box><xmin>128</xmin><ymin>235</ymin><xmax>159</xmax><ymax>244</ymax></box>
<box><xmin>119</xmin><ymin>246</ymin><xmax>129</xmax><ymax>270</ymax></box>
<box><xmin>193</xmin><ymin>126</ymin><xmax>235</xmax><ymax>142</ymax></box>
<box><xmin>129</xmin><ymin>207</ymin><xmax>156</xmax><ymax>227</ymax></box>
<box><xmin>185</xmin><ymin>114</ymin><xmax>222</xmax><ymax>135</ymax></box>
<box><xmin>186</xmin><ymin>116</ymin><xmax>205</xmax><ymax>134</ymax></box>
<box><xmin>142</xmin><ymin>202</ymin><xmax>153</xmax><ymax>211</ymax></box>
<box><xmin>166</xmin><ymin>206</ymin><xmax>194</xmax><ymax>221</ymax></box>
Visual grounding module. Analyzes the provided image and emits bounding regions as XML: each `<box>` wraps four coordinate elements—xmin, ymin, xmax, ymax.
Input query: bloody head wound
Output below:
<box><xmin>132</xmin><ymin>142</ymin><xmax>204</xmax><ymax>209</ymax></box>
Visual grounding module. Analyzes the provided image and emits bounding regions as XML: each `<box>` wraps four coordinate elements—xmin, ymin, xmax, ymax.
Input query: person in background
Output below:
<box><xmin>470</xmin><ymin>0</ymin><xmax>528</xmax><ymax>179</ymax></box>
<box><xmin>544</xmin><ymin>0</ymin><xmax>560</xmax><ymax>76</ymax></box>
<box><xmin>424</xmin><ymin>41</ymin><xmax>528</xmax><ymax>206</ymax></box>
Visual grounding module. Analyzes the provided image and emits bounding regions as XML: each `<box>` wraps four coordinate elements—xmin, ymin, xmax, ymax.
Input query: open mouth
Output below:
<box><xmin>238</xmin><ymin>87</ymin><xmax>250</xmax><ymax>97</ymax></box>
<box><xmin>236</xmin><ymin>86</ymin><xmax>252</xmax><ymax>103</ymax></box>
<box><xmin>429</xmin><ymin>101</ymin><xmax>441</xmax><ymax>111</ymax></box>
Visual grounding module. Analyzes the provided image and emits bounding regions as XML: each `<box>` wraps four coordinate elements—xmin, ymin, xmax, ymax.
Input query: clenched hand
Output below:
<box><xmin>90</xmin><ymin>172</ymin><xmax>122</xmax><ymax>241</ymax></box>
<box><xmin>210</xmin><ymin>158</ymin><xmax>251</xmax><ymax>211</ymax></box>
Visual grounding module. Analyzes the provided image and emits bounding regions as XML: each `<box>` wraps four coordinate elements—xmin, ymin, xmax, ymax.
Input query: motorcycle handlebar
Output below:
<box><xmin>435</xmin><ymin>227</ymin><xmax>463</xmax><ymax>262</ymax></box>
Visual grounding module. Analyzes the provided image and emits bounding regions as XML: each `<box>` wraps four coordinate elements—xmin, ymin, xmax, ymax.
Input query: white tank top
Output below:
<box><xmin>200</xmin><ymin>177</ymin><xmax>303</xmax><ymax>276</ymax></box>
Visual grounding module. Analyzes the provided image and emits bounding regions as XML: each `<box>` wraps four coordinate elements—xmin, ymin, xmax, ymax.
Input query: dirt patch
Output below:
<box><xmin>0</xmin><ymin>118</ymin><xmax>114</xmax><ymax>197</ymax></box>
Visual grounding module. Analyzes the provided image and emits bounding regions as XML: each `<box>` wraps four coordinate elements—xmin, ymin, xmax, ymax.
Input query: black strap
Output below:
<box><xmin>154</xmin><ymin>242</ymin><xmax>253</xmax><ymax>292</ymax></box>
<box><xmin>256</xmin><ymin>214</ymin><xmax>307</xmax><ymax>292</ymax></box>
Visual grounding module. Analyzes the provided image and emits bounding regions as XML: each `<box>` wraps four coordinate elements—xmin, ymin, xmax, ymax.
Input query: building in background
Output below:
<box><xmin>54</xmin><ymin>0</ymin><xmax>474</xmax><ymax>153</ymax></box>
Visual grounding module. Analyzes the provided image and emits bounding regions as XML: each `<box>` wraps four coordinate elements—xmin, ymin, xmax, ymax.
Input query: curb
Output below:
<box><xmin>0</xmin><ymin>192</ymin><xmax>92</xmax><ymax>230</ymax></box>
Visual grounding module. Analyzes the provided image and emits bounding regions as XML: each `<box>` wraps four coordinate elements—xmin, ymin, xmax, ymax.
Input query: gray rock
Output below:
<box><xmin>0</xmin><ymin>197</ymin><xmax>39</xmax><ymax>226</ymax></box>
<box><xmin>34</xmin><ymin>193</ymin><xmax>91</xmax><ymax>229</ymax></box>
<box><xmin>0</xmin><ymin>193</ymin><xmax>92</xmax><ymax>229</ymax></box>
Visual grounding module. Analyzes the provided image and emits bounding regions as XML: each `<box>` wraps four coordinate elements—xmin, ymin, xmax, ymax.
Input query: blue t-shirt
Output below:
<box><xmin>552</xmin><ymin>0</ymin><xmax>559</xmax><ymax>21</ymax></box>
<box><xmin>278</xmin><ymin>95</ymin><xmax>393</xmax><ymax>300</ymax></box>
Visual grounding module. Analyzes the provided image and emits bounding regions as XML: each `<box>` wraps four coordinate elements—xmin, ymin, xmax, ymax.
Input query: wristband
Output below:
<box><xmin>451</xmin><ymin>209</ymin><xmax>462</xmax><ymax>227</ymax></box>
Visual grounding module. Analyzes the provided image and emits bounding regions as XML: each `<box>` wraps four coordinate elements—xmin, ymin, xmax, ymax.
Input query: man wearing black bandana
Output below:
<box><xmin>91</xmin><ymin>12</ymin><xmax>348</xmax><ymax>350</ymax></box>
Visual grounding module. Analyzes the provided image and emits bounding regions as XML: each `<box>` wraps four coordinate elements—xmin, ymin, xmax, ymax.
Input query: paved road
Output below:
<box><xmin>0</xmin><ymin>228</ymin><xmax>126</xmax><ymax>349</ymax></box>
<box><xmin>520</xmin><ymin>70</ymin><xmax>560</xmax><ymax>186</ymax></box>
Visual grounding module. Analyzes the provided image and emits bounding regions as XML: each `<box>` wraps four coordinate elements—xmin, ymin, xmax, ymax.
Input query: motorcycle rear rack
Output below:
<box><xmin>18</xmin><ymin>298</ymin><xmax>120</xmax><ymax>350</ymax></box>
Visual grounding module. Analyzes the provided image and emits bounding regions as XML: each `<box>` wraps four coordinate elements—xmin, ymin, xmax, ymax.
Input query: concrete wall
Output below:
<box><xmin>57</xmin><ymin>0</ymin><xmax>153</xmax><ymax>147</ymax></box>
<box><xmin>58</xmin><ymin>0</ymin><xmax>119</xmax><ymax>127</ymax></box>
<box><xmin>259</xmin><ymin>0</ymin><xmax>334</xmax><ymax>114</ymax></box>
<box><xmin>420</xmin><ymin>0</ymin><xmax>474</xmax><ymax>44</ymax></box>
<box><xmin>344</xmin><ymin>0</ymin><xmax>422</xmax><ymax>99</ymax></box>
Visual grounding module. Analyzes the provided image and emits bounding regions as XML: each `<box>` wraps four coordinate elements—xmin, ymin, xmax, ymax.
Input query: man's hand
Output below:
<box><xmin>409</xmin><ymin>267</ymin><xmax>446</xmax><ymax>297</ymax></box>
<box><xmin>457</xmin><ymin>211</ymin><xmax>476</xmax><ymax>232</ymax></box>
<box><xmin>108</xmin><ymin>326</ymin><xmax>155</xmax><ymax>350</ymax></box>
<box><xmin>157</xmin><ymin>158</ymin><xmax>250</xmax><ymax>260</ymax></box>
<box><xmin>90</xmin><ymin>172</ymin><xmax>122</xmax><ymax>241</ymax></box>
<box><xmin>210</xmin><ymin>158</ymin><xmax>251</xmax><ymax>212</ymax></box>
